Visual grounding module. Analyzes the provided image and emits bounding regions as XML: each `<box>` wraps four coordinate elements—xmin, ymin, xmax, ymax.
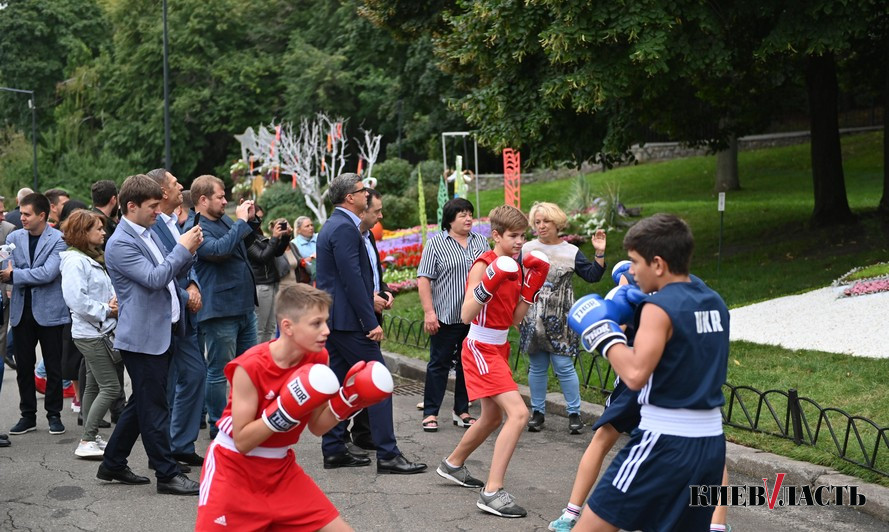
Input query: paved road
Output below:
<box><xmin>1</xmin><ymin>369</ymin><xmax>886</xmax><ymax>531</ymax></box>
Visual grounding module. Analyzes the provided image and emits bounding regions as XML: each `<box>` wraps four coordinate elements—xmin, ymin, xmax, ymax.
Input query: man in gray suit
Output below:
<box><xmin>1</xmin><ymin>193</ymin><xmax>70</xmax><ymax>436</ymax></box>
<box><xmin>97</xmin><ymin>175</ymin><xmax>204</xmax><ymax>495</ymax></box>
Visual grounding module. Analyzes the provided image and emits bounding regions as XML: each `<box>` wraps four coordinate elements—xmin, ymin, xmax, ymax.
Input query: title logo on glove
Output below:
<box><xmin>571</xmin><ymin>298</ymin><xmax>603</xmax><ymax>322</ymax></box>
<box><xmin>287</xmin><ymin>377</ymin><xmax>311</xmax><ymax>406</ymax></box>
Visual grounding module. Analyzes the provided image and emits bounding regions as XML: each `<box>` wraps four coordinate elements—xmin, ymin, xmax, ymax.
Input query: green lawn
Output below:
<box><xmin>383</xmin><ymin>131</ymin><xmax>889</xmax><ymax>484</ymax></box>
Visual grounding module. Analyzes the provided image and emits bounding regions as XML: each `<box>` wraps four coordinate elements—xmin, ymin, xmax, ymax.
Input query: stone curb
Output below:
<box><xmin>381</xmin><ymin>348</ymin><xmax>889</xmax><ymax>522</ymax></box>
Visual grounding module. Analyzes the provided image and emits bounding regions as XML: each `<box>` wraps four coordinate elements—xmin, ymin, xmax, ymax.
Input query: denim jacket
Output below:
<box><xmin>60</xmin><ymin>249</ymin><xmax>117</xmax><ymax>339</ymax></box>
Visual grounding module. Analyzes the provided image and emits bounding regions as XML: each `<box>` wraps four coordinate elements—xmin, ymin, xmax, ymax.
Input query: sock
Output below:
<box><xmin>710</xmin><ymin>525</ymin><xmax>726</xmax><ymax>532</ymax></box>
<box><xmin>483</xmin><ymin>490</ymin><xmax>498</xmax><ymax>496</ymax></box>
<box><xmin>444</xmin><ymin>458</ymin><xmax>460</xmax><ymax>469</ymax></box>
<box><xmin>562</xmin><ymin>503</ymin><xmax>582</xmax><ymax>520</ymax></box>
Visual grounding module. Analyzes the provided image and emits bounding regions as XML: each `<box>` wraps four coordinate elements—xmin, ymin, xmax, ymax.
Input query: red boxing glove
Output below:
<box><xmin>472</xmin><ymin>256</ymin><xmax>520</xmax><ymax>305</ymax></box>
<box><xmin>262</xmin><ymin>363</ymin><xmax>340</xmax><ymax>433</ymax></box>
<box><xmin>328</xmin><ymin>361</ymin><xmax>394</xmax><ymax>421</ymax></box>
<box><xmin>521</xmin><ymin>250</ymin><xmax>551</xmax><ymax>304</ymax></box>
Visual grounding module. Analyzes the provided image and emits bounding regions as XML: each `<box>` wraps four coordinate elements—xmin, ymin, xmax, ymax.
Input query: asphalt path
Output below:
<box><xmin>1</xmin><ymin>369</ymin><xmax>886</xmax><ymax>531</ymax></box>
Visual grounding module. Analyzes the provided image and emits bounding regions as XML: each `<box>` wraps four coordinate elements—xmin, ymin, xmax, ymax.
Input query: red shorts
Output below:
<box><xmin>196</xmin><ymin>442</ymin><xmax>339</xmax><ymax>531</ymax></box>
<box><xmin>461</xmin><ymin>338</ymin><xmax>517</xmax><ymax>401</ymax></box>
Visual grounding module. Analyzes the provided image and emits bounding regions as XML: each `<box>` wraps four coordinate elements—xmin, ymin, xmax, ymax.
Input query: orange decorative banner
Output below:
<box><xmin>503</xmin><ymin>148</ymin><xmax>521</xmax><ymax>209</ymax></box>
<box><xmin>357</xmin><ymin>158</ymin><xmax>364</xmax><ymax>175</ymax></box>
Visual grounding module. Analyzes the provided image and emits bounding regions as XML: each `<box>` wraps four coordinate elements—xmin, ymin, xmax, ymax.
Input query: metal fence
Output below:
<box><xmin>383</xmin><ymin>314</ymin><xmax>889</xmax><ymax>477</ymax></box>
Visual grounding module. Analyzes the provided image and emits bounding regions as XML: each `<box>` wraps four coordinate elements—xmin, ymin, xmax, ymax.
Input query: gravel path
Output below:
<box><xmin>729</xmin><ymin>287</ymin><xmax>889</xmax><ymax>358</ymax></box>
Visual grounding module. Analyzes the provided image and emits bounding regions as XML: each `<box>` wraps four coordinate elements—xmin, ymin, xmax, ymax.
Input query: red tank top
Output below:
<box><xmin>220</xmin><ymin>341</ymin><xmax>330</xmax><ymax>447</ymax></box>
<box><xmin>470</xmin><ymin>250</ymin><xmax>522</xmax><ymax>330</ymax></box>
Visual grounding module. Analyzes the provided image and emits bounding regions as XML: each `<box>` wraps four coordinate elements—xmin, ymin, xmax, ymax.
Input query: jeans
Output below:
<box><xmin>528</xmin><ymin>350</ymin><xmax>581</xmax><ymax>415</ymax></box>
<box><xmin>200</xmin><ymin>314</ymin><xmax>257</xmax><ymax>428</ymax></box>
<box><xmin>167</xmin><ymin>328</ymin><xmax>206</xmax><ymax>454</ymax></box>
<box><xmin>254</xmin><ymin>282</ymin><xmax>279</xmax><ymax>344</ymax></box>
<box><xmin>74</xmin><ymin>337</ymin><xmax>121</xmax><ymax>442</ymax></box>
<box><xmin>422</xmin><ymin>322</ymin><xmax>470</xmax><ymax>417</ymax></box>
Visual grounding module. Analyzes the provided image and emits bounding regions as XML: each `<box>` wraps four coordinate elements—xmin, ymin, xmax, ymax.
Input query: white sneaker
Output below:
<box><xmin>74</xmin><ymin>440</ymin><xmax>104</xmax><ymax>458</ymax></box>
<box><xmin>94</xmin><ymin>435</ymin><xmax>108</xmax><ymax>450</ymax></box>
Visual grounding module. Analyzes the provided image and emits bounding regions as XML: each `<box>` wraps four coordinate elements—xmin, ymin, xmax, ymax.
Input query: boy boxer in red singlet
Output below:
<box><xmin>196</xmin><ymin>284</ymin><xmax>393</xmax><ymax>531</ymax></box>
<box><xmin>436</xmin><ymin>205</ymin><xmax>550</xmax><ymax>519</ymax></box>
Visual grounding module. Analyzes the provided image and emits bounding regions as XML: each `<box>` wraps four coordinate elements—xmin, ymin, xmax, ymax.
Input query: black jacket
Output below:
<box><xmin>247</xmin><ymin>229</ymin><xmax>292</xmax><ymax>285</ymax></box>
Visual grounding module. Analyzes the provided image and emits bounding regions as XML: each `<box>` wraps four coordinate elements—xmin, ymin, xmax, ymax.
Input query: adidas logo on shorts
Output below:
<box><xmin>265</xmin><ymin>390</ymin><xmax>275</xmax><ymax>400</ymax></box>
<box><xmin>213</xmin><ymin>515</ymin><xmax>227</xmax><ymax>526</ymax></box>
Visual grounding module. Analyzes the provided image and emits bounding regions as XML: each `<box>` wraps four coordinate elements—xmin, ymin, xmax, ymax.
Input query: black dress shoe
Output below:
<box><xmin>157</xmin><ymin>473</ymin><xmax>200</xmax><ymax>495</ymax></box>
<box><xmin>172</xmin><ymin>452</ymin><xmax>204</xmax><ymax>466</ymax></box>
<box><xmin>345</xmin><ymin>442</ymin><xmax>369</xmax><ymax>458</ymax></box>
<box><xmin>323</xmin><ymin>451</ymin><xmax>371</xmax><ymax>469</ymax></box>
<box><xmin>377</xmin><ymin>454</ymin><xmax>427</xmax><ymax>475</ymax></box>
<box><xmin>97</xmin><ymin>464</ymin><xmax>150</xmax><ymax>485</ymax></box>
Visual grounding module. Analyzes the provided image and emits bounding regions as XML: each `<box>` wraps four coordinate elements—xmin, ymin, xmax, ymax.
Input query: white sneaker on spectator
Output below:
<box><xmin>75</xmin><ymin>440</ymin><xmax>104</xmax><ymax>458</ymax></box>
<box><xmin>95</xmin><ymin>435</ymin><xmax>108</xmax><ymax>450</ymax></box>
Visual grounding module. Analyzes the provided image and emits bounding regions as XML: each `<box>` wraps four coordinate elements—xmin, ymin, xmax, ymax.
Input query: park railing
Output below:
<box><xmin>383</xmin><ymin>314</ymin><xmax>889</xmax><ymax>478</ymax></box>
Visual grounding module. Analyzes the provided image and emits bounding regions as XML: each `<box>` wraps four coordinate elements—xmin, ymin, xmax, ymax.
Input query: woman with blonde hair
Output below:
<box><xmin>60</xmin><ymin>210</ymin><xmax>120</xmax><ymax>458</ymax></box>
<box><xmin>520</xmin><ymin>201</ymin><xmax>607</xmax><ymax>434</ymax></box>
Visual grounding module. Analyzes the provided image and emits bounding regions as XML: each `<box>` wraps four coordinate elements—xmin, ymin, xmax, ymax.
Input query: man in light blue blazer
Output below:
<box><xmin>97</xmin><ymin>175</ymin><xmax>204</xmax><ymax>496</ymax></box>
<box><xmin>146</xmin><ymin>168</ymin><xmax>206</xmax><ymax>467</ymax></box>
<box><xmin>1</xmin><ymin>193</ymin><xmax>70</xmax><ymax>436</ymax></box>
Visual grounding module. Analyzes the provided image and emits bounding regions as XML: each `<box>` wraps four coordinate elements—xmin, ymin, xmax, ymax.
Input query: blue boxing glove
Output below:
<box><xmin>611</xmin><ymin>260</ymin><xmax>632</xmax><ymax>286</ymax></box>
<box><xmin>568</xmin><ymin>294</ymin><xmax>627</xmax><ymax>357</ymax></box>
<box><xmin>604</xmin><ymin>285</ymin><xmax>647</xmax><ymax>325</ymax></box>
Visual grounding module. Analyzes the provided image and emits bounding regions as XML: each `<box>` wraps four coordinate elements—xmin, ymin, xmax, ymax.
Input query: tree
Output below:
<box><xmin>363</xmin><ymin>0</ymin><xmax>884</xmax><ymax>226</ymax></box>
<box><xmin>0</xmin><ymin>0</ymin><xmax>108</xmax><ymax>131</ymax></box>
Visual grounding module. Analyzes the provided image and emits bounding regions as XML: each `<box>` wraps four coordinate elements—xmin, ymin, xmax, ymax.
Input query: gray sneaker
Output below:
<box><xmin>477</xmin><ymin>488</ymin><xmax>527</xmax><ymax>518</ymax></box>
<box><xmin>436</xmin><ymin>459</ymin><xmax>484</xmax><ymax>488</ymax></box>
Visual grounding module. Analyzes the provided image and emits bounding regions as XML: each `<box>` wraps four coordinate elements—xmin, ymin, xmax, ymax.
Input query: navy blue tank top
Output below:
<box><xmin>636</xmin><ymin>275</ymin><xmax>729</xmax><ymax>409</ymax></box>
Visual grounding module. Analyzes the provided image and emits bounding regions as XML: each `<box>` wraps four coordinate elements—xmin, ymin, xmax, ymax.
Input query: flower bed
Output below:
<box><xmin>378</xmin><ymin>220</ymin><xmax>493</xmax><ymax>293</ymax></box>
<box><xmin>833</xmin><ymin>262</ymin><xmax>889</xmax><ymax>298</ymax></box>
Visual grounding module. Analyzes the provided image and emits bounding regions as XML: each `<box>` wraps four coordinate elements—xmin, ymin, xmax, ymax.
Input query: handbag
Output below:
<box><xmin>92</xmin><ymin>320</ymin><xmax>122</xmax><ymax>364</ymax></box>
<box><xmin>101</xmin><ymin>332</ymin><xmax>123</xmax><ymax>365</ymax></box>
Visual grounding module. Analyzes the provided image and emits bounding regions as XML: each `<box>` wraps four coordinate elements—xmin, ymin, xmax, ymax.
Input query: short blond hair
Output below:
<box><xmin>489</xmin><ymin>204</ymin><xmax>529</xmax><ymax>235</ymax></box>
<box><xmin>276</xmin><ymin>284</ymin><xmax>331</xmax><ymax>324</ymax></box>
<box><xmin>528</xmin><ymin>201</ymin><xmax>568</xmax><ymax>231</ymax></box>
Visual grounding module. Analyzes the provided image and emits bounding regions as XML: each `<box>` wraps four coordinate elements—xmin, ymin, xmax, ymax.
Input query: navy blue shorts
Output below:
<box><xmin>592</xmin><ymin>379</ymin><xmax>641</xmax><ymax>434</ymax></box>
<box><xmin>588</xmin><ymin>429</ymin><xmax>725</xmax><ymax>532</ymax></box>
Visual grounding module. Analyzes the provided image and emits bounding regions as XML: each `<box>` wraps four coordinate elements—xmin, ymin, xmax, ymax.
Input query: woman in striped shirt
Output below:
<box><xmin>417</xmin><ymin>198</ymin><xmax>489</xmax><ymax>432</ymax></box>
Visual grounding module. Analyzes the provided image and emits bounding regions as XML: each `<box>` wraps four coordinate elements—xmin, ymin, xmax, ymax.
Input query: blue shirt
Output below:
<box><xmin>294</xmin><ymin>233</ymin><xmax>317</xmax><ymax>260</ymax></box>
<box><xmin>363</xmin><ymin>231</ymin><xmax>380</xmax><ymax>293</ymax></box>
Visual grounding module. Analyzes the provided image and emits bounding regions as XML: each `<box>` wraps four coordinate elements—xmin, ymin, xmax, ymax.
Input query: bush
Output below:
<box><xmin>380</xmin><ymin>181</ymin><xmax>439</xmax><ymax>231</ymax></box>
<box><xmin>373</xmin><ymin>157</ymin><xmax>412</xmax><ymax>196</ymax></box>
<box><xmin>260</xmin><ymin>182</ymin><xmax>310</xmax><ymax>227</ymax></box>
<box><xmin>381</xmin><ymin>194</ymin><xmax>416</xmax><ymax>230</ymax></box>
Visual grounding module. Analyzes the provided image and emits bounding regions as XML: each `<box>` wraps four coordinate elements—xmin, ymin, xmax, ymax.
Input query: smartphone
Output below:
<box><xmin>193</xmin><ymin>212</ymin><xmax>202</xmax><ymax>227</ymax></box>
<box><xmin>278</xmin><ymin>221</ymin><xmax>287</xmax><ymax>231</ymax></box>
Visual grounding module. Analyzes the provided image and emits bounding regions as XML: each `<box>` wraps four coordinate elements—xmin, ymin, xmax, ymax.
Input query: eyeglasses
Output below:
<box><xmin>349</xmin><ymin>187</ymin><xmax>367</xmax><ymax>196</ymax></box>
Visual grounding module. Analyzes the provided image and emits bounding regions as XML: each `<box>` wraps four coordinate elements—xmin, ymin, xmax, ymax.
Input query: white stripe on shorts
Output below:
<box><xmin>612</xmin><ymin>430</ymin><xmax>659</xmax><ymax>493</ymax></box>
<box><xmin>198</xmin><ymin>442</ymin><xmax>217</xmax><ymax>506</ymax></box>
<box><xmin>467</xmin><ymin>339</ymin><xmax>489</xmax><ymax>376</ymax></box>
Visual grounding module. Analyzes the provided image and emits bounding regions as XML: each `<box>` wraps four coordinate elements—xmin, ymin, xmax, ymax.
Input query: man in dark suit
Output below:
<box><xmin>189</xmin><ymin>174</ymin><xmax>258</xmax><ymax>439</ymax></box>
<box><xmin>344</xmin><ymin>188</ymin><xmax>393</xmax><ymax>456</ymax></box>
<box><xmin>146</xmin><ymin>169</ymin><xmax>206</xmax><ymax>467</ymax></box>
<box><xmin>2</xmin><ymin>193</ymin><xmax>69</xmax><ymax>436</ymax></box>
<box><xmin>97</xmin><ymin>175</ymin><xmax>203</xmax><ymax>495</ymax></box>
<box><xmin>317</xmin><ymin>173</ymin><xmax>425</xmax><ymax>475</ymax></box>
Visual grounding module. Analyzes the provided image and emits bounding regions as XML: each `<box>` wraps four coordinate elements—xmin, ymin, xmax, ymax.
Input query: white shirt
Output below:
<box><xmin>121</xmin><ymin>216</ymin><xmax>180</xmax><ymax>324</ymax></box>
